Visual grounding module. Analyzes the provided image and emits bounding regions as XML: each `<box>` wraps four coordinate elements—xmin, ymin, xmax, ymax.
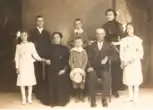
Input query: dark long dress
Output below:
<box><xmin>45</xmin><ymin>44</ymin><xmax>71</xmax><ymax>106</ymax></box>
<box><xmin>102</xmin><ymin>20</ymin><xmax>124</xmax><ymax>94</ymax></box>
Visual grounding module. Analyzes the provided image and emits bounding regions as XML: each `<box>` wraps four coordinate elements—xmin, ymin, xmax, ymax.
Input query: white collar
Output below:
<box><xmin>97</xmin><ymin>41</ymin><xmax>103</xmax><ymax>44</ymax></box>
<box><xmin>37</xmin><ymin>27</ymin><xmax>44</xmax><ymax>33</ymax></box>
<box><xmin>21</xmin><ymin>41</ymin><xmax>28</xmax><ymax>44</ymax></box>
<box><xmin>97</xmin><ymin>41</ymin><xmax>103</xmax><ymax>50</ymax></box>
<box><xmin>71</xmin><ymin>47</ymin><xmax>84</xmax><ymax>52</ymax></box>
<box><xmin>74</xmin><ymin>28</ymin><xmax>84</xmax><ymax>34</ymax></box>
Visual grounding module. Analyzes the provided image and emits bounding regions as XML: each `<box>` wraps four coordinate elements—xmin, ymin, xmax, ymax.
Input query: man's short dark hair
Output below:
<box><xmin>36</xmin><ymin>15</ymin><xmax>43</xmax><ymax>20</ymax></box>
<box><xmin>105</xmin><ymin>8</ymin><xmax>117</xmax><ymax>17</ymax></box>
<box><xmin>74</xmin><ymin>18</ymin><xmax>82</xmax><ymax>23</ymax></box>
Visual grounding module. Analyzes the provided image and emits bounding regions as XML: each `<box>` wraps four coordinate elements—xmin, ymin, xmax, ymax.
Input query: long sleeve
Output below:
<box><xmin>119</xmin><ymin>39</ymin><xmax>131</xmax><ymax>64</ymax></box>
<box><xmin>119</xmin><ymin>42</ymin><xmax>125</xmax><ymax>62</ymax></box>
<box><xmin>119</xmin><ymin>38</ymin><xmax>127</xmax><ymax>62</ymax></box>
<box><xmin>87</xmin><ymin>46</ymin><xmax>93</xmax><ymax>68</ymax></box>
<box><xmin>139</xmin><ymin>43</ymin><xmax>144</xmax><ymax>59</ymax></box>
<box><xmin>14</xmin><ymin>45</ymin><xmax>19</xmax><ymax>69</ymax></box>
<box><xmin>69</xmin><ymin>51</ymin><xmax>75</xmax><ymax>69</ymax></box>
<box><xmin>62</xmin><ymin>47</ymin><xmax>70</xmax><ymax>70</ymax></box>
<box><xmin>135</xmin><ymin>40</ymin><xmax>144</xmax><ymax>60</ymax></box>
<box><xmin>118</xmin><ymin>23</ymin><xmax>124</xmax><ymax>39</ymax></box>
<box><xmin>82</xmin><ymin>50</ymin><xmax>88</xmax><ymax>70</ymax></box>
<box><xmin>31</xmin><ymin>43</ymin><xmax>42</xmax><ymax>61</ymax></box>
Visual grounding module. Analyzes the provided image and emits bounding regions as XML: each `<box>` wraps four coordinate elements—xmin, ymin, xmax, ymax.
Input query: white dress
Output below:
<box><xmin>119</xmin><ymin>36</ymin><xmax>144</xmax><ymax>86</ymax></box>
<box><xmin>14</xmin><ymin>42</ymin><xmax>42</xmax><ymax>86</ymax></box>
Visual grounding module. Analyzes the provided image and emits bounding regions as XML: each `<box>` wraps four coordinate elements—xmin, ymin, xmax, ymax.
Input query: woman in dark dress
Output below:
<box><xmin>102</xmin><ymin>9</ymin><xmax>124</xmax><ymax>98</ymax></box>
<box><xmin>45</xmin><ymin>32</ymin><xmax>71</xmax><ymax>107</ymax></box>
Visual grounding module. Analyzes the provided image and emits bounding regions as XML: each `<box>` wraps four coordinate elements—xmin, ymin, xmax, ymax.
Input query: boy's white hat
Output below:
<box><xmin>70</xmin><ymin>68</ymin><xmax>85</xmax><ymax>84</ymax></box>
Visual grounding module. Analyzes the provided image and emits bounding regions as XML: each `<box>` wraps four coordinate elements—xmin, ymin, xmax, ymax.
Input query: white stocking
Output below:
<box><xmin>134</xmin><ymin>85</ymin><xmax>139</xmax><ymax>103</ymax></box>
<box><xmin>20</xmin><ymin>86</ymin><xmax>26</xmax><ymax>104</ymax></box>
<box><xmin>28</xmin><ymin>86</ymin><xmax>33</xmax><ymax>103</ymax></box>
<box><xmin>128</xmin><ymin>86</ymin><xmax>133</xmax><ymax>101</ymax></box>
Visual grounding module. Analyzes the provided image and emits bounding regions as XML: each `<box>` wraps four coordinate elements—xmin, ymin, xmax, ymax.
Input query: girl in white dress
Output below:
<box><xmin>112</xmin><ymin>23</ymin><xmax>144</xmax><ymax>103</ymax></box>
<box><xmin>14</xmin><ymin>31</ymin><xmax>44</xmax><ymax>104</ymax></box>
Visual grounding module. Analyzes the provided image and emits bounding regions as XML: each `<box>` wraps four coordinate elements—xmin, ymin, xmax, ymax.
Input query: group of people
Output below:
<box><xmin>14</xmin><ymin>8</ymin><xmax>144</xmax><ymax>108</ymax></box>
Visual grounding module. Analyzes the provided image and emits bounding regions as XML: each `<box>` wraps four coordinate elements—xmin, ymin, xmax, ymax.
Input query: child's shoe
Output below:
<box><xmin>22</xmin><ymin>97</ymin><xmax>26</xmax><ymax>105</ymax></box>
<box><xmin>28</xmin><ymin>96</ymin><xmax>32</xmax><ymax>104</ymax></box>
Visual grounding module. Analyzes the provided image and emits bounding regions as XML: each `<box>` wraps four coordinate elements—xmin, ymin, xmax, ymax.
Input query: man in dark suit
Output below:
<box><xmin>87</xmin><ymin>28</ymin><xmax>117</xmax><ymax>107</ymax></box>
<box><xmin>29</xmin><ymin>15</ymin><xmax>51</xmax><ymax>101</ymax></box>
<box><xmin>68</xmin><ymin>18</ymin><xmax>89</xmax><ymax>49</ymax></box>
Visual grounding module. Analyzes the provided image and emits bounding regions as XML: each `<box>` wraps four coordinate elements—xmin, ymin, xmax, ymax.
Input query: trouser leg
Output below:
<box><xmin>111</xmin><ymin>62</ymin><xmax>121</xmax><ymax>95</ymax></box>
<box><xmin>72</xmin><ymin>83</ymin><xmax>79</xmax><ymax>103</ymax></box>
<box><xmin>87</xmin><ymin>71</ymin><xmax>97</xmax><ymax>105</ymax></box>
<box><xmin>79</xmin><ymin>83</ymin><xmax>85</xmax><ymax>102</ymax></box>
<box><xmin>34</xmin><ymin>62</ymin><xmax>43</xmax><ymax>98</ymax></box>
<box><xmin>99</xmin><ymin>71</ymin><xmax>111</xmax><ymax>107</ymax></box>
<box><xmin>100</xmin><ymin>71</ymin><xmax>112</xmax><ymax>99</ymax></box>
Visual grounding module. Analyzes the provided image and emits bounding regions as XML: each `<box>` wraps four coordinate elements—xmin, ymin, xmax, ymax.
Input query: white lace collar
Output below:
<box><xmin>74</xmin><ymin>28</ymin><xmax>84</xmax><ymax>34</ymax></box>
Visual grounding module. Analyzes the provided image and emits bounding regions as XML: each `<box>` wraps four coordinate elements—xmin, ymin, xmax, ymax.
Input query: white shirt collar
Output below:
<box><xmin>97</xmin><ymin>41</ymin><xmax>103</xmax><ymax>45</ymax></box>
<box><xmin>37</xmin><ymin>27</ymin><xmax>44</xmax><ymax>34</ymax></box>
<box><xmin>74</xmin><ymin>28</ymin><xmax>84</xmax><ymax>34</ymax></box>
<box><xmin>71</xmin><ymin>47</ymin><xmax>84</xmax><ymax>52</ymax></box>
<box><xmin>97</xmin><ymin>41</ymin><xmax>103</xmax><ymax>50</ymax></box>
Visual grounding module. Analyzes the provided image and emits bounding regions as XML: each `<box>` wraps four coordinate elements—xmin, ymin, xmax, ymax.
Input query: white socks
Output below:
<box><xmin>127</xmin><ymin>85</ymin><xmax>140</xmax><ymax>103</ymax></box>
<box><xmin>134</xmin><ymin>85</ymin><xmax>139</xmax><ymax>103</ymax></box>
<box><xmin>21</xmin><ymin>86</ymin><xmax>26</xmax><ymax>105</ymax></box>
<box><xmin>20</xmin><ymin>86</ymin><xmax>33</xmax><ymax>105</ymax></box>
<box><xmin>128</xmin><ymin>86</ymin><xmax>133</xmax><ymax>101</ymax></box>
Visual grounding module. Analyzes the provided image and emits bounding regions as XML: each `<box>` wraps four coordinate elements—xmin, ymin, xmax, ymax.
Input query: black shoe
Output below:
<box><xmin>102</xmin><ymin>99</ymin><xmax>108</xmax><ymax>107</ymax></box>
<box><xmin>119</xmin><ymin>85</ymin><xmax>127</xmax><ymax>91</ymax></box>
<box><xmin>80</xmin><ymin>92</ymin><xmax>85</xmax><ymax>102</ymax></box>
<box><xmin>80</xmin><ymin>96</ymin><xmax>85</xmax><ymax>102</ymax></box>
<box><xmin>91</xmin><ymin>97</ymin><xmax>96</xmax><ymax>108</ymax></box>
<box><xmin>91</xmin><ymin>102</ymin><xmax>97</xmax><ymax>108</ymax></box>
<box><xmin>74</xmin><ymin>88</ymin><xmax>80</xmax><ymax>103</ymax></box>
<box><xmin>113</xmin><ymin>92</ymin><xmax>120</xmax><ymax>98</ymax></box>
<box><xmin>50</xmin><ymin>104</ymin><xmax>56</xmax><ymax>108</ymax></box>
<box><xmin>75</xmin><ymin>96</ymin><xmax>80</xmax><ymax>103</ymax></box>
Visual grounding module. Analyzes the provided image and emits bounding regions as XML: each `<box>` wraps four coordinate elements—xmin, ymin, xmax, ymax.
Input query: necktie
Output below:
<box><xmin>98</xmin><ymin>43</ymin><xmax>102</xmax><ymax>50</ymax></box>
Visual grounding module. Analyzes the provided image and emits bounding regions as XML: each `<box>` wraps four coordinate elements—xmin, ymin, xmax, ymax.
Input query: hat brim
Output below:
<box><xmin>70</xmin><ymin>68</ymin><xmax>85</xmax><ymax>83</ymax></box>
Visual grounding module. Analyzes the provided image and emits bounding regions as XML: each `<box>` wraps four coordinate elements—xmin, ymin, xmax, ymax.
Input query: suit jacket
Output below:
<box><xmin>68</xmin><ymin>29</ymin><xmax>88</xmax><ymax>48</ymax></box>
<box><xmin>29</xmin><ymin>28</ymin><xmax>51</xmax><ymax>58</ymax></box>
<box><xmin>87</xmin><ymin>41</ymin><xmax>118</xmax><ymax>70</ymax></box>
